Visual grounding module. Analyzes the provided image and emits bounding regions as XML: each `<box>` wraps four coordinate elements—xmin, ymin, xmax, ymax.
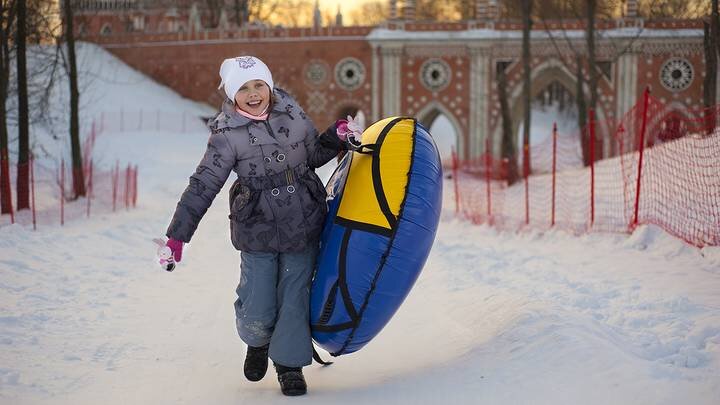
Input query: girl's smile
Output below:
<box><xmin>235</xmin><ymin>79</ymin><xmax>271</xmax><ymax>116</ymax></box>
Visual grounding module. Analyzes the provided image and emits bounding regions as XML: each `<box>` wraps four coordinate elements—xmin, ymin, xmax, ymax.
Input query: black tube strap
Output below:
<box><xmin>312</xmin><ymin>347</ymin><xmax>334</xmax><ymax>366</ymax></box>
<box><xmin>311</xmin><ymin>228</ymin><xmax>360</xmax><ymax>334</ymax></box>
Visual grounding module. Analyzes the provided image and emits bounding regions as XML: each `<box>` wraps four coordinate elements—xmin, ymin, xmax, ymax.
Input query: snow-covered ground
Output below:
<box><xmin>429</xmin><ymin>115</ymin><xmax>456</xmax><ymax>165</ymax></box>
<box><xmin>2</xmin><ymin>43</ymin><xmax>720</xmax><ymax>404</ymax></box>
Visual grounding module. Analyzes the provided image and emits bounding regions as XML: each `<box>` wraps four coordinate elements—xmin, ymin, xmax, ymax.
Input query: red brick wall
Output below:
<box><xmin>107</xmin><ymin>38</ymin><xmax>372</xmax><ymax>129</ymax></box>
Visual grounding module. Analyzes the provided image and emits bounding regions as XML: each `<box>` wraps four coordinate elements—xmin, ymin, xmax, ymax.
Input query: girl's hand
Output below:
<box><xmin>336</xmin><ymin>113</ymin><xmax>364</xmax><ymax>150</ymax></box>
<box><xmin>336</xmin><ymin>119</ymin><xmax>350</xmax><ymax>141</ymax></box>
<box><xmin>346</xmin><ymin>113</ymin><xmax>365</xmax><ymax>137</ymax></box>
<box><xmin>153</xmin><ymin>237</ymin><xmax>184</xmax><ymax>272</ymax></box>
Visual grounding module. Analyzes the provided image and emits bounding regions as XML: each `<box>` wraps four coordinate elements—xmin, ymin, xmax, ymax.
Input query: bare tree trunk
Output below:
<box><xmin>715</xmin><ymin>0</ymin><xmax>720</xmax><ymax>60</ymax></box>
<box><xmin>586</xmin><ymin>0</ymin><xmax>599</xmax><ymax>162</ymax></box>
<box><xmin>206</xmin><ymin>0</ymin><xmax>222</xmax><ymax>28</ymax></box>
<box><xmin>234</xmin><ymin>0</ymin><xmax>249</xmax><ymax>26</ymax></box>
<box><xmin>0</xmin><ymin>0</ymin><xmax>16</xmax><ymax>215</ymax></box>
<box><xmin>576</xmin><ymin>55</ymin><xmax>589</xmax><ymax>166</ymax></box>
<box><xmin>16</xmin><ymin>0</ymin><xmax>29</xmax><ymax>210</ymax></box>
<box><xmin>704</xmin><ymin>21</ymin><xmax>718</xmax><ymax>135</ymax></box>
<box><xmin>521</xmin><ymin>0</ymin><xmax>532</xmax><ymax>176</ymax></box>
<box><xmin>63</xmin><ymin>0</ymin><xmax>85</xmax><ymax>199</ymax></box>
<box><xmin>234</xmin><ymin>0</ymin><xmax>241</xmax><ymax>26</ymax></box>
<box><xmin>0</xmin><ymin>55</ymin><xmax>9</xmax><ymax>215</ymax></box>
<box><xmin>497</xmin><ymin>64</ymin><xmax>520</xmax><ymax>185</ymax></box>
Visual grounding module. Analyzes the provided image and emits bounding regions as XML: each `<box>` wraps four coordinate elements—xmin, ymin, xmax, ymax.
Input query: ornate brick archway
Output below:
<box><xmin>500</xmin><ymin>58</ymin><xmax>612</xmax><ymax>158</ymax></box>
<box><xmin>416</xmin><ymin>101</ymin><xmax>463</xmax><ymax>159</ymax></box>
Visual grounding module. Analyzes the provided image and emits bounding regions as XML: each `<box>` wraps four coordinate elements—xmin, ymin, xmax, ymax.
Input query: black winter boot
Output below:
<box><xmin>275</xmin><ymin>364</ymin><xmax>307</xmax><ymax>396</ymax></box>
<box><xmin>243</xmin><ymin>344</ymin><xmax>269</xmax><ymax>382</ymax></box>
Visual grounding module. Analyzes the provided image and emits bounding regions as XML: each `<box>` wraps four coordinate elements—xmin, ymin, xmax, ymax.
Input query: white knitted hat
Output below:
<box><xmin>217</xmin><ymin>56</ymin><xmax>274</xmax><ymax>101</ymax></box>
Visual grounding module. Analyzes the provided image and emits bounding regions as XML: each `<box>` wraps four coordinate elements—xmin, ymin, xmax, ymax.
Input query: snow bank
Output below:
<box><xmin>4</xmin><ymin>42</ymin><xmax>214</xmax><ymax>162</ymax></box>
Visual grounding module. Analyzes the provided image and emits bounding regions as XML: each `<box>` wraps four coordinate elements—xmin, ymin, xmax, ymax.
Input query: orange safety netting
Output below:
<box><xmin>0</xmin><ymin>120</ymin><xmax>139</xmax><ymax>229</ymax></box>
<box><xmin>453</xmin><ymin>90</ymin><xmax>720</xmax><ymax>247</ymax></box>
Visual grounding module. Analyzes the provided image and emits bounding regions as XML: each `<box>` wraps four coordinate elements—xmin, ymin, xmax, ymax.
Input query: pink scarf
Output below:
<box><xmin>236</xmin><ymin>104</ymin><xmax>269</xmax><ymax>121</ymax></box>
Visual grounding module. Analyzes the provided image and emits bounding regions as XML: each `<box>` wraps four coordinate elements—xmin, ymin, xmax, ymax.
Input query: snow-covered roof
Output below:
<box><xmin>367</xmin><ymin>27</ymin><xmax>704</xmax><ymax>42</ymax></box>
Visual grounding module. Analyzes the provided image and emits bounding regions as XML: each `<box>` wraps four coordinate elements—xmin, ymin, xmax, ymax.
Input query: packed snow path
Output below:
<box><xmin>2</xmin><ymin>128</ymin><xmax>719</xmax><ymax>404</ymax></box>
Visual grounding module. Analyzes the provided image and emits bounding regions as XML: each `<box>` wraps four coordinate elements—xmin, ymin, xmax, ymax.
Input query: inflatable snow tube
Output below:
<box><xmin>310</xmin><ymin>117</ymin><xmax>443</xmax><ymax>356</ymax></box>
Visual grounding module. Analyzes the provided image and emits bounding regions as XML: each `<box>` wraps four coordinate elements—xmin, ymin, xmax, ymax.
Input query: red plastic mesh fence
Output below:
<box><xmin>0</xmin><ymin>157</ymin><xmax>139</xmax><ymax>229</ymax></box>
<box><xmin>1</xmin><ymin>119</ymin><xmax>140</xmax><ymax>229</ymax></box>
<box><xmin>1</xmin><ymin>108</ymin><xmax>205</xmax><ymax>229</ymax></box>
<box><xmin>454</xmin><ymin>90</ymin><xmax>720</xmax><ymax>247</ymax></box>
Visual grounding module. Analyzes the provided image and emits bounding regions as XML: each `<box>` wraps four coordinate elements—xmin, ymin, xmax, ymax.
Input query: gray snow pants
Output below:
<box><xmin>234</xmin><ymin>245</ymin><xmax>317</xmax><ymax>368</ymax></box>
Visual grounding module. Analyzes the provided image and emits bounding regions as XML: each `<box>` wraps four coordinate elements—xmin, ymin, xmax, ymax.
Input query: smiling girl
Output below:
<box><xmin>160</xmin><ymin>56</ymin><xmax>354</xmax><ymax>396</ymax></box>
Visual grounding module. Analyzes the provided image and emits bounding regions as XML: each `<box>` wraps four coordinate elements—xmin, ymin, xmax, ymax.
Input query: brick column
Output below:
<box><xmin>389</xmin><ymin>0</ymin><xmax>398</xmax><ymax>20</ymax></box>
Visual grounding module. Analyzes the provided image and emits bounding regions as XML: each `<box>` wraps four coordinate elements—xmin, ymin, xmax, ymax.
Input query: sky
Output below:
<box><xmin>321</xmin><ymin>0</ymin><xmax>374</xmax><ymax>15</ymax></box>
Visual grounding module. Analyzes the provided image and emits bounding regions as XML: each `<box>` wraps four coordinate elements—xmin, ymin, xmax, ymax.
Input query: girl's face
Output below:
<box><xmin>234</xmin><ymin>79</ymin><xmax>271</xmax><ymax>116</ymax></box>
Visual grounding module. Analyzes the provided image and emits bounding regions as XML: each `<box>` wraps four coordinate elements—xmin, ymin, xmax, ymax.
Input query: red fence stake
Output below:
<box><xmin>30</xmin><ymin>155</ymin><xmax>36</xmax><ymax>230</ymax></box>
<box><xmin>589</xmin><ymin>109</ymin><xmax>596</xmax><ymax>228</ymax></box>
<box><xmin>133</xmin><ymin>165</ymin><xmax>138</xmax><ymax>207</ymax></box>
<box><xmin>551</xmin><ymin>122</ymin><xmax>557</xmax><ymax>227</ymax></box>
<box><xmin>112</xmin><ymin>160</ymin><xmax>119</xmax><ymax>212</ymax></box>
<box><xmin>1</xmin><ymin>148</ymin><xmax>14</xmax><ymax>224</ymax></box>
<box><xmin>485</xmin><ymin>137</ymin><xmax>492</xmax><ymax>221</ymax></box>
<box><xmin>86</xmin><ymin>159</ymin><xmax>93</xmax><ymax>218</ymax></box>
<box><xmin>524</xmin><ymin>143</ymin><xmax>530</xmax><ymax>226</ymax></box>
<box><xmin>60</xmin><ymin>159</ymin><xmax>65</xmax><ymax>226</ymax></box>
<box><xmin>632</xmin><ymin>87</ymin><xmax>651</xmax><ymax>228</ymax></box>
<box><xmin>451</xmin><ymin>147</ymin><xmax>459</xmax><ymax>215</ymax></box>
<box><xmin>125</xmin><ymin>164</ymin><xmax>131</xmax><ymax>210</ymax></box>
<box><xmin>704</xmin><ymin>105</ymin><xmax>717</xmax><ymax>136</ymax></box>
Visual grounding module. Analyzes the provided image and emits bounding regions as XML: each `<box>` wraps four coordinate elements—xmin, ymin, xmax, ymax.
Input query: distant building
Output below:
<box><xmin>71</xmin><ymin>0</ymin><xmax>711</xmax><ymax>163</ymax></box>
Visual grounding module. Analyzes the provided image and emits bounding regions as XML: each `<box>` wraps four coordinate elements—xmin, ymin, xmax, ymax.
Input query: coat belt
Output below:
<box><xmin>237</xmin><ymin>162</ymin><xmax>311</xmax><ymax>191</ymax></box>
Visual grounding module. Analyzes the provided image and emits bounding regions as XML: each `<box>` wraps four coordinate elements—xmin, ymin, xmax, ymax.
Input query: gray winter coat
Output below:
<box><xmin>166</xmin><ymin>88</ymin><xmax>345</xmax><ymax>252</ymax></box>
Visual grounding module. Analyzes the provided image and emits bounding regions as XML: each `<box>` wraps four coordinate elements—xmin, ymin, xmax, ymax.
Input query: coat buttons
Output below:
<box><xmin>264</xmin><ymin>157</ymin><xmax>272</xmax><ymax>163</ymax></box>
<box><xmin>277</xmin><ymin>153</ymin><xmax>286</xmax><ymax>162</ymax></box>
<box><xmin>271</xmin><ymin>188</ymin><xmax>280</xmax><ymax>196</ymax></box>
<box><xmin>287</xmin><ymin>185</ymin><xmax>295</xmax><ymax>194</ymax></box>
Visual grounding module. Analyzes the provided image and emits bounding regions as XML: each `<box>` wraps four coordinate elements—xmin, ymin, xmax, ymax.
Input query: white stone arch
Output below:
<box><xmin>415</xmin><ymin>100</ymin><xmax>464</xmax><ymax>163</ymax></box>
<box><xmin>493</xmin><ymin>57</ymin><xmax>612</xmax><ymax>163</ymax></box>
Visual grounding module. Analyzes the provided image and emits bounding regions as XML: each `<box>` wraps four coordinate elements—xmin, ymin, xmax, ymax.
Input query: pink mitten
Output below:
<box><xmin>335</xmin><ymin>119</ymin><xmax>350</xmax><ymax>141</ymax></box>
<box><xmin>153</xmin><ymin>237</ymin><xmax>184</xmax><ymax>272</ymax></box>
<box><xmin>336</xmin><ymin>115</ymin><xmax>364</xmax><ymax>149</ymax></box>
<box><xmin>166</xmin><ymin>238</ymin><xmax>184</xmax><ymax>262</ymax></box>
